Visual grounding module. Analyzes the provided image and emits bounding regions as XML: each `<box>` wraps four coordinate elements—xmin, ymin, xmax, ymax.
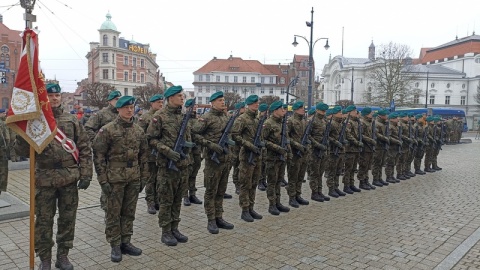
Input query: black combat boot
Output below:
<box><xmin>296</xmin><ymin>196</ymin><xmax>309</xmax><ymax>205</ymax></box>
<box><xmin>155</xmin><ymin>203</ymin><xmax>160</xmax><ymax>210</ymax></box>
<box><xmin>250</xmin><ymin>209</ymin><xmax>263</xmax><ymax>219</ymax></box>
<box><xmin>120</xmin><ymin>243</ymin><xmax>142</xmax><ymax>256</ymax></box>
<box><xmin>183</xmin><ymin>196</ymin><xmax>191</xmax><ymax>206</ymax></box>
<box><xmin>161</xmin><ymin>229</ymin><xmax>178</xmax><ymax>246</ymax></box>
<box><xmin>241</xmin><ymin>209</ymin><xmax>254</xmax><ymax>222</ymax></box>
<box><xmin>407</xmin><ymin>171</ymin><xmax>416</xmax><ymax>177</ymax></box>
<box><xmin>386</xmin><ymin>177</ymin><xmax>396</xmax><ymax>184</ymax></box>
<box><xmin>110</xmin><ymin>246</ymin><xmax>122</xmax><ymax>262</ymax></box>
<box><xmin>359</xmin><ymin>181</ymin><xmax>370</xmax><ymax>190</ymax></box>
<box><xmin>433</xmin><ymin>165</ymin><xmax>442</xmax><ymax>171</ymax></box>
<box><xmin>328</xmin><ymin>187</ymin><xmax>339</xmax><ymax>198</ymax></box>
<box><xmin>207</xmin><ymin>219</ymin><xmax>219</xmax><ymax>234</ymax></box>
<box><xmin>335</xmin><ymin>188</ymin><xmax>346</xmax><ymax>196</ymax></box>
<box><xmin>367</xmin><ymin>182</ymin><xmax>376</xmax><ymax>190</ymax></box>
<box><xmin>38</xmin><ymin>259</ymin><xmax>52</xmax><ymax>270</ymax></box>
<box><xmin>342</xmin><ymin>185</ymin><xmax>354</xmax><ymax>194</ymax></box>
<box><xmin>172</xmin><ymin>229</ymin><xmax>188</xmax><ymax>243</ymax></box>
<box><xmin>189</xmin><ymin>193</ymin><xmax>203</xmax><ymax>204</ymax></box>
<box><xmin>223</xmin><ymin>193</ymin><xmax>233</xmax><ymax>199</ymax></box>
<box><xmin>147</xmin><ymin>203</ymin><xmax>156</xmax><ymax>215</ymax></box>
<box><xmin>268</xmin><ymin>203</ymin><xmax>280</xmax><ymax>215</ymax></box>
<box><xmin>258</xmin><ymin>181</ymin><xmax>266</xmax><ymax>191</ymax></box>
<box><xmin>379</xmin><ymin>179</ymin><xmax>389</xmax><ymax>186</ymax></box>
<box><xmin>235</xmin><ymin>185</ymin><xmax>240</xmax><ymax>195</ymax></box>
<box><xmin>289</xmin><ymin>197</ymin><xmax>300</xmax><ymax>208</ymax></box>
<box><xmin>350</xmin><ymin>185</ymin><xmax>361</xmax><ymax>192</ymax></box>
<box><xmin>55</xmin><ymin>255</ymin><xmax>73</xmax><ymax>270</ymax></box>
<box><xmin>372</xmin><ymin>180</ymin><xmax>383</xmax><ymax>187</ymax></box>
<box><xmin>280</xmin><ymin>179</ymin><xmax>288</xmax><ymax>187</ymax></box>
<box><xmin>415</xmin><ymin>169</ymin><xmax>426</xmax><ymax>175</ymax></box>
<box><xmin>216</xmin><ymin>217</ymin><xmax>234</xmax><ymax>229</ymax></box>
<box><xmin>397</xmin><ymin>174</ymin><xmax>406</xmax><ymax>180</ymax></box>
<box><xmin>311</xmin><ymin>192</ymin><xmax>324</xmax><ymax>202</ymax></box>
<box><xmin>319</xmin><ymin>192</ymin><xmax>330</xmax><ymax>201</ymax></box>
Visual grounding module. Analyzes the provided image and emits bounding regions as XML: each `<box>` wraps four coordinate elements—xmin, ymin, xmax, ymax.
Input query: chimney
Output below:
<box><xmin>213</xmin><ymin>56</ymin><xmax>217</xmax><ymax>60</ymax></box>
<box><xmin>0</xmin><ymin>14</ymin><xmax>3</xmax><ymax>24</ymax></box>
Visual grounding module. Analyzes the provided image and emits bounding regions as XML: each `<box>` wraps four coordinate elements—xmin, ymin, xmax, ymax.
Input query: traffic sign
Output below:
<box><xmin>0</xmin><ymin>72</ymin><xmax>5</xmax><ymax>77</ymax></box>
<box><xmin>0</xmin><ymin>68</ymin><xmax>10</xmax><ymax>73</ymax></box>
<box><xmin>1</xmin><ymin>77</ymin><xmax>6</xmax><ymax>84</ymax></box>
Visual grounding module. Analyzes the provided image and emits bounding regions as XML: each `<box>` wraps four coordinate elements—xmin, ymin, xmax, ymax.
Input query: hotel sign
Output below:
<box><xmin>128</xmin><ymin>44</ymin><xmax>149</xmax><ymax>54</ymax></box>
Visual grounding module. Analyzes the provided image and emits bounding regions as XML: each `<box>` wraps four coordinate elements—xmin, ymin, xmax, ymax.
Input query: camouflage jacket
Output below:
<box><xmin>328</xmin><ymin>116</ymin><xmax>345</xmax><ymax>154</ymax></box>
<box><xmin>0</xmin><ymin>120</ymin><xmax>10</xmax><ymax>150</ymax></box>
<box><xmin>287</xmin><ymin>113</ymin><xmax>306</xmax><ymax>155</ymax></box>
<box><xmin>15</xmin><ymin>105</ymin><xmax>92</xmax><ymax>187</ymax></box>
<box><xmin>85</xmin><ymin>104</ymin><xmax>118</xmax><ymax>141</ymax></box>
<box><xmin>413</xmin><ymin>122</ymin><xmax>428</xmax><ymax>146</ymax></box>
<box><xmin>93</xmin><ymin>116</ymin><xmax>149</xmax><ymax>184</ymax></box>
<box><xmin>231</xmin><ymin>108</ymin><xmax>258</xmax><ymax>161</ymax></box>
<box><xmin>360</xmin><ymin>117</ymin><xmax>376</xmax><ymax>153</ymax></box>
<box><xmin>309</xmin><ymin>113</ymin><xmax>327</xmax><ymax>152</ymax></box>
<box><xmin>375</xmin><ymin>118</ymin><xmax>390</xmax><ymax>148</ymax></box>
<box><xmin>147</xmin><ymin>104</ymin><xmax>192</xmax><ymax>168</ymax></box>
<box><xmin>388</xmin><ymin>122</ymin><xmax>401</xmax><ymax>146</ymax></box>
<box><xmin>262</xmin><ymin>114</ymin><xmax>288</xmax><ymax>162</ymax></box>
<box><xmin>345</xmin><ymin>116</ymin><xmax>361</xmax><ymax>153</ymax></box>
<box><xmin>189</xmin><ymin>118</ymin><xmax>202</xmax><ymax>156</ymax></box>
<box><xmin>192</xmin><ymin>107</ymin><xmax>230</xmax><ymax>164</ymax></box>
<box><xmin>138</xmin><ymin>108</ymin><xmax>160</xmax><ymax>162</ymax></box>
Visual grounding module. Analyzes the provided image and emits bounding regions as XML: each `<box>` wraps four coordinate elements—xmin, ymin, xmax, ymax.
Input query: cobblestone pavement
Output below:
<box><xmin>0</xmin><ymin>136</ymin><xmax>479</xmax><ymax>269</ymax></box>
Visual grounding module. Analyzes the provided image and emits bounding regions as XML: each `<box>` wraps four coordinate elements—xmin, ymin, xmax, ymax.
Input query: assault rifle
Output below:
<box><xmin>432</xmin><ymin>125</ymin><xmax>437</xmax><ymax>150</ymax></box>
<box><xmin>438</xmin><ymin>122</ymin><xmax>444</xmax><ymax>150</ymax></box>
<box><xmin>296</xmin><ymin>114</ymin><xmax>315</xmax><ymax>157</ymax></box>
<box><xmin>421</xmin><ymin>125</ymin><xmax>428</xmax><ymax>151</ymax></box>
<box><xmin>315</xmin><ymin>116</ymin><xmax>333</xmax><ymax>158</ymax></box>
<box><xmin>211</xmin><ymin>109</ymin><xmax>240</xmax><ymax>164</ymax></box>
<box><xmin>168</xmin><ymin>98</ymin><xmax>196</xmax><ymax>171</ymax></box>
<box><xmin>279</xmin><ymin>112</ymin><xmax>289</xmax><ymax>162</ymax></box>
<box><xmin>358</xmin><ymin>118</ymin><xmax>364</xmax><ymax>152</ymax></box>
<box><xmin>247</xmin><ymin>114</ymin><xmax>267</xmax><ymax>165</ymax></box>
<box><xmin>371</xmin><ymin>118</ymin><xmax>377</xmax><ymax>152</ymax></box>
<box><xmin>414</xmin><ymin>125</ymin><xmax>419</xmax><ymax>151</ymax></box>
<box><xmin>334</xmin><ymin>113</ymin><xmax>350</xmax><ymax>156</ymax></box>
<box><xmin>398</xmin><ymin>124</ymin><xmax>403</xmax><ymax>154</ymax></box>
<box><xmin>384</xmin><ymin>120</ymin><xmax>390</xmax><ymax>151</ymax></box>
<box><xmin>408</xmin><ymin>120</ymin><xmax>414</xmax><ymax>151</ymax></box>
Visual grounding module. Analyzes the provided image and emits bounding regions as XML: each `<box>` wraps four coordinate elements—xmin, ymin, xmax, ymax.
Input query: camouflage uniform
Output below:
<box><xmin>308</xmin><ymin>112</ymin><xmax>329</xmax><ymax>200</ymax></box>
<box><xmin>286</xmin><ymin>113</ymin><xmax>308</xmax><ymax>203</ymax></box>
<box><xmin>326</xmin><ymin>116</ymin><xmax>346</xmax><ymax>196</ymax></box>
<box><xmin>0</xmin><ymin>119</ymin><xmax>10</xmax><ymax>193</ymax></box>
<box><xmin>358</xmin><ymin>116</ymin><xmax>377</xmax><ymax>189</ymax></box>
<box><xmin>404</xmin><ymin>118</ymin><xmax>417</xmax><ymax>176</ymax></box>
<box><xmin>372</xmin><ymin>117</ymin><xmax>389</xmax><ymax>185</ymax></box>
<box><xmin>431</xmin><ymin>122</ymin><xmax>442</xmax><ymax>170</ymax></box>
<box><xmin>424</xmin><ymin>122</ymin><xmax>436</xmax><ymax>171</ymax></box>
<box><xmin>185</xmin><ymin>117</ymin><xmax>203</xmax><ymax>201</ymax></box>
<box><xmin>398</xmin><ymin>119</ymin><xmax>411</xmax><ymax>179</ymax></box>
<box><xmin>93</xmin><ymin>116</ymin><xmax>149</xmax><ymax>247</ymax></box>
<box><xmin>15</xmin><ymin>105</ymin><xmax>92</xmax><ymax>261</ymax></box>
<box><xmin>413</xmin><ymin>121</ymin><xmax>428</xmax><ymax>174</ymax></box>
<box><xmin>344</xmin><ymin>115</ymin><xmax>362</xmax><ymax>191</ymax></box>
<box><xmin>385</xmin><ymin>121</ymin><xmax>402</xmax><ymax>182</ymax></box>
<box><xmin>445</xmin><ymin>118</ymin><xmax>454</xmax><ymax>143</ymax></box>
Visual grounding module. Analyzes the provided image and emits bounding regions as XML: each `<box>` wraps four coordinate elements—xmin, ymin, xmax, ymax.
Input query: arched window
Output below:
<box><xmin>113</xmin><ymin>36</ymin><xmax>117</xmax><ymax>47</ymax></box>
<box><xmin>5</xmin><ymin>54</ymin><xmax>10</xmax><ymax>67</ymax></box>
<box><xmin>103</xmin><ymin>35</ymin><xmax>108</xmax><ymax>46</ymax></box>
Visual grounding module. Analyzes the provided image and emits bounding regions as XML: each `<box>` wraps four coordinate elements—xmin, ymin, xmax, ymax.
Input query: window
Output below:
<box><xmin>102</xmin><ymin>53</ymin><xmax>108</xmax><ymax>63</ymax></box>
<box><xmin>260</xmin><ymin>88</ymin><xmax>265</xmax><ymax>94</ymax></box>
<box><xmin>124</xmin><ymin>56</ymin><xmax>128</xmax><ymax>65</ymax></box>
<box><xmin>199</xmin><ymin>75</ymin><xmax>203</xmax><ymax>82</ymax></box>
<box><xmin>133</xmin><ymin>57</ymin><xmax>137</xmax><ymax>67</ymax></box>
<box><xmin>261</xmin><ymin>77</ymin><xmax>265</xmax><ymax>83</ymax></box>
<box><xmin>124</xmin><ymin>88</ymin><xmax>128</xmax><ymax>96</ymax></box>
<box><xmin>280</xmin><ymin>77</ymin><xmax>285</xmax><ymax>84</ymax></box>
<box><xmin>140</xmin><ymin>73</ymin><xmax>145</xmax><ymax>83</ymax></box>
<box><xmin>112</xmin><ymin>53</ymin><xmax>115</xmax><ymax>63</ymax></box>
<box><xmin>198</xmin><ymin>86</ymin><xmax>202</xmax><ymax>93</ymax></box>
<box><xmin>206</xmin><ymin>75</ymin><xmax>210</xmax><ymax>82</ymax></box>
<box><xmin>103</xmin><ymin>35</ymin><xmax>108</xmax><ymax>46</ymax></box>
<box><xmin>140</xmin><ymin>59</ymin><xmax>144</xmax><ymax>68</ymax></box>
<box><xmin>462</xmin><ymin>83</ymin><xmax>466</xmax><ymax>89</ymax></box>
<box><xmin>124</xmin><ymin>71</ymin><xmax>128</xmax><ymax>81</ymax></box>
<box><xmin>269</xmin><ymin>88</ymin><xmax>274</xmax><ymax>94</ymax></box>
<box><xmin>251</xmin><ymin>77</ymin><xmax>255</xmax><ymax>83</ymax></box>
<box><xmin>269</xmin><ymin>77</ymin><xmax>274</xmax><ymax>84</ymax></box>
<box><xmin>280</xmin><ymin>88</ymin><xmax>285</xmax><ymax>94</ymax></box>
<box><xmin>111</xmin><ymin>69</ymin><xmax>115</xmax><ymax>80</ymax></box>
<box><xmin>429</xmin><ymin>95</ymin><xmax>435</xmax><ymax>104</ymax></box>
<box><xmin>242</xmin><ymin>76</ymin><xmax>247</xmax><ymax>83</ymax></box>
<box><xmin>206</xmin><ymin>86</ymin><xmax>210</xmax><ymax>93</ymax></box>
<box><xmin>197</xmin><ymin>97</ymin><xmax>202</xmax><ymax>104</ymax></box>
<box><xmin>430</xmin><ymin>83</ymin><xmax>435</xmax><ymax>88</ymax></box>
<box><xmin>216</xmin><ymin>76</ymin><xmax>220</xmax><ymax>82</ymax></box>
<box><xmin>445</xmin><ymin>96</ymin><xmax>450</xmax><ymax>105</ymax></box>
<box><xmin>461</xmin><ymin>96</ymin><xmax>466</xmax><ymax>105</ymax></box>
<box><xmin>415</xmin><ymin>82</ymin><xmax>419</xmax><ymax>88</ymax></box>
<box><xmin>234</xmin><ymin>76</ymin><xmax>238</xmax><ymax>83</ymax></box>
<box><xmin>113</xmin><ymin>36</ymin><xmax>116</xmax><ymax>47</ymax></box>
<box><xmin>225</xmin><ymin>76</ymin><xmax>229</xmax><ymax>82</ymax></box>
<box><xmin>102</xmin><ymin>69</ymin><xmax>108</xmax><ymax>79</ymax></box>
<box><xmin>414</xmin><ymin>95</ymin><xmax>419</xmax><ymax>104</ymax></box>
<box><xmin>282</xmin><ymin>69</ymin><xmax>288</xmax><ymax>75</ymax></box>
<box><xmin>132</xmin><ymin>72</ymin><xmax>137</xmax><ymax>82</ymax></box>
<box><xmin>446</xmin><ymin>83</ymin><xmax>450</xmax><ymax>88</ymax></box>
<box><xmin>250</xmin><ymin>87</ymin><xmax>255</xmax><ymax>93</ymax></box>
<box><xmin>475</xmin><ymin>57</ymin><xmax>480</xmax><ymax>63</ymax></box>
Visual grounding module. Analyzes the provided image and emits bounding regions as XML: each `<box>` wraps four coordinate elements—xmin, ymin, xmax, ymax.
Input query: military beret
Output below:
<box><xmin>377</xmin><ymin>109</ymin><xmax>389</xmax><ymax>116</ymax></box>
<box><xmin>398</xmin><ymin>112</ymin><xmax>407</xmax><ymax>118</ymax></box>
<box><xmin>361</xmin><ymin>107</ymin><xmax>372</xmax><ymax>116</ymax></box>
<box><xmin>408</xmin><ymin>112</ymin><xmax>415</xmax><ymax>117</ymax></box>
<box><xmin>388</xmin><ymin>112</ymin><xmax>398</xmax><ymax>119</ymax></box>
<box><xmin>331</xmin><ymin>106</ymin><xmax>342</xmax><ymax>114</ymax></box>
<box><xmin>259</xmin><ymin>103</ymin><xmax>268</xmax><ymax>112</ymax></box>
<box><xmin>282</xmin><ymin>104</ymin><xmax>288</xmax><ymax>109</ymax></box>
<box><xmin>269</xmin><ymin>100</ymin><xmax>283</xmax><ymax>112</ymax></box>
<box><xmin>149</xmin><ymin>94</ymin><xmax>164</xmax><ymax>102</ymax></box>
<box><xmin>115</xmin><ymin>96</ymin><xmax>135</xmax><ymax>108</ymax></box>
<box><xmin>235</xmin><ymin>102</ymin><xmax>245</xmax><ymax>110</ymax></box>
<box><xmin>325</xmin><ymin>109</ymin><xmax>332</xmax><ymax>116</ymax></box>
<box><xmin>292</xmin><ymin>101</ymin><xmax>304</xmax><ymax>110</ymax></box>
<box><xmin>164</xmin><ymin>85</ymin><xmax>183</xmax><ymax>98</ymax></box>
<box><xmin>372</xmin><ymin>112</ymin><xmax>378</xmax><ymax>117</ymax></box>
<box><xmin>107</xmin><ymin>90</ymin><xmax>121</xmax><ymax>101</ymax></box>
<box><xmin>245</xmin><ymin>95</ymin><xmax>259</xmax><ymax>105</ymax></box>
<box><xmin>0</xmin><ymin>109</ymin><xmax>5</xmax><ymax>113</ymax></box>
<box><xmin>433</xmin><ymin>116</ymin><xmax>441</xmax><ymax>122</ymax></box>
<box><xmin>345</xmin><ymin>104</ymin><xmax>356</xmax><ymax>112</ymax></box>
<box><xmin>426</xmin><ymin>116</ymin><xmax>434</xmax><ymax>122</ymax></box>
<box><xmin>209</xmin><ymin>91</ymin><xmax>224</xmax><ymax>102</ymax></box>
<box><xmin>415</xmin><ymin>114</ymin><xmax>423</xmax><ymax>119</ymax></box>
<box><xmin>46</xmin><ymin>83</ymin><xmax>61</xmax><ymax>93</ymax></box>
<box><xmin>308</xmin><ymin>108</ymin><xmax>316</xmax><ymax>115</ymax></box>
<box><xmin>185</xmin><ymin>98</ymin><xmax>195</xmax><ymax>108</ymax></box>
<box><xmin>315</xmin><ymin>102</ymin><xmax>329</xmax><ymax>111</ymax></box>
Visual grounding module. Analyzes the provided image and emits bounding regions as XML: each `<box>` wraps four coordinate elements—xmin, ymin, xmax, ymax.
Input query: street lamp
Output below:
<box><xmin>342</xmin><ymin>67</ymin><xmax>363</xmax><ymax>102</ymax></box>
<box><xmin>292</xmin><ymin>7</ymin><xmax>329</xmax><ymax>108</ymax></box>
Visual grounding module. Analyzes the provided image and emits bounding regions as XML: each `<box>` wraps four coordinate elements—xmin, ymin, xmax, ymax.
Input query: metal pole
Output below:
<box><xmin>425</xmin><ymin>71</ymin><xmax>429</xmax><ymax>108</ymax></box>
<box><xmin>307</xmin><ymin>7</ymin><xmax>314</xmax><ymax>108</ymax></box>
<box><xmin>350</xmin><ymin>67</ymin><xmax>354</xmax><ymax>102</ymax></box>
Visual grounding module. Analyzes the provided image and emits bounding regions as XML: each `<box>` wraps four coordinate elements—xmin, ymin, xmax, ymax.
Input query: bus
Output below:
<box><xmin>395</xmin><ymin>107</ymin><xmax>468</xmax><ymax>132</ymax></box>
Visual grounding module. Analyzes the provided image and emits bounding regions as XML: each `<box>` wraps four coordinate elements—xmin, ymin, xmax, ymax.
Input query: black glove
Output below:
<box><xmin>100</xmin><ymin>183</ymin><xmax>112</xmax><ymax>196</ymax></box>
<box><xmin>77</xmin><ymin>178</ymin><xmax>91</xmax><ymax>190</ymax></box>
<box><xmin>166</xmin><ymin>149</ymin><xmax>181</xmax><ymax>161</ymax></box>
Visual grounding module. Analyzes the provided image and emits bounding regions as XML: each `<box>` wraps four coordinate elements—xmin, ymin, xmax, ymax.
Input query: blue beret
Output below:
<box><xmin>269</xmin><ymin>101</ymin><xmax>283</xmax><ymax>112</ymax></box>
<box><xmin>235</xmin><ymin>102</ymin><xmax>245</xmax><ymax>110</ymax></box>
<box><xmin>164</xmin><ymin>85</ymin><xmax>183</xmax><ymax>98</ymax></box>
<box><xmin>185</xmin><ymin>98</ymin><xmax>195</xmax><ymax>108</ymax></box>
<box><xmin>107</xmin><ymin>90</ymin><xmax>121</xmax><ymax>101</ymax></box>
<box><xmin>149</xmin><ymin>94</ymin><xmax>164</xmax><ymax>102</ymax></box>
<box><xmin>46</xmin><ymin>83</ymin><xmax>61</xmax><ymax>93</ymax></box>
<box><xmin>388</xmin><ymin>112</ymin><xmax>398</xmax><ymax>119</ymax></box>
<box><xmin>245</xmin><ymin>95</ymin><xmax>259</xmax><ymax>105</ymax></box>
<box><xmin>259</xmin><ymin>103</ymin><xmax>268</xmax><ymax>112</ymax></box>
<box><xmin>377</xmin><ymin>109</ymin><xmax>389</xmax><ymax>116</ymax></box>
<box><xmin>331</xmin><ymin>106</ymin><xmax>342</xmax><ymax>114</ymax></box>
<box><xmin>315</xmin><ymin>102</ymin><xmax>329</xmax><ymax>111</ymax></box>
<box><xmin>292</xmin><ymin>101</ymin><xmax>304</xmax><ymax>110</ymax></box>
<box><xmin>361</xmin><ymin>107</ymin><xmax>372</xmax><ymax>116</ymax></box>
<box><xmin>115</xmin><ymin>96</ymin><xmax>136</xmax><ymax>108</ymax></box>
<box><xmin>345</xmin><ymin>105</ymin><xmax>357</xmax><ymax>112</ymax></box>
<box><xmin>209</xmin><ymin>91</ymin><xmax>224</xmax><ymax>102</ymax></box>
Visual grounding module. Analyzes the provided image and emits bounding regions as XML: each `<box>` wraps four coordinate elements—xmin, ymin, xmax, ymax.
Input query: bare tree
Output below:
<box><xmin>84</xmin><ymin>82</ymin><xmax>116</xmax><ymax>109</ymax></box>
<box><xmin>335</xmin><ymin>99</ymin><xmax>354</xmax><ymax>108</ymax></box>
<box><xmin>366</xmin><ymin>42</ymin><xmax>419</xmax><ymax>107</ymax></box>
<box><xmin>223</xmin><ymin>92</ymin><xmax>241</xmax><ymax>110</ymax></box>
<box><xmin>259</xmin><ymin>95</ymin><xmax>279</xmax><ymax>105</ymax></box>
<box><xmin>133</xmin><ymin>83</ymin><xmax>163</xmax><ymax>110</ymax></box>
<box><xmin>474</xmin><ymin>82</ymin><xmax>480</xmax><ymax>105</ymax></box>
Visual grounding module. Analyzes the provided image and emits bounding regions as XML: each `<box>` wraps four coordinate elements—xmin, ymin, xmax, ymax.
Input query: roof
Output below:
<box><xmin>0</xmin><ymin>23</ymin><xmax>22</xmax><ymax>42</ymax></box>
<box><xmin>263</xmin><ymin>64</ymin><xmax>290</xmax><ymax>86</ymax></box>
<box><xmin>100</xmin><ymin>12</ymin><xmax>117</xmax><ymax>31</ymax></box>
<box><xmin>405</xmin><ymin>64</ymin><xmax>465</xmax><ymax>75</ymax></box>
<box><xmin>194</xmin><ymin>56</ymin><xmax>275</xmax><ymax>75</ymax></box>
<box><xmin>421</xmin><ymin>35</ymin><xmax>480</xmax><ymax>63</ymax></box>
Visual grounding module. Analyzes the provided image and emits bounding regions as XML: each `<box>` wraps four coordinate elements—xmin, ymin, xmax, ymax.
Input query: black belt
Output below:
<box><xmin>109</xmin><ymin>161</ymin><xmax>138</xmax><ymax>168</ymax></box>
<box><xmin>37</xmin><ymin>159</ymin><xmax>78</xmax><ymax>169</ymax></box>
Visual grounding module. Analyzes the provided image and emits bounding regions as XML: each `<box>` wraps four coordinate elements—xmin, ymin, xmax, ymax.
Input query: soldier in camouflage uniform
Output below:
<box><xmin>413</xmin><ymin>114</ymin><xmax>427</xmax><ymax>175</ymax></box>
<box><xmin>286</xmin><ymin>101</ymin><xmax>309</xmax><ymax>208</ymax></box>
<box><xmin>0</xmin><ymin>112</ymin><xmax>9</xmax><ymax>194</ymax></box>
<box><xmin>15</xmin><ymin>83</ymin><xmax>92</xmax><ymax>270</ymax></box>
<box><xmin>93</xmin><ymin>95</ymin><xmax>148</xmax><ymax>262</ymax></box>
<box><xmin>192</xmin><ymin>91</ymin><xmax>235</xmax><ymax>234</ymax></box>
<box><xmin>325</xmin><ymin>106</ymin><xmax>347</xmax><ymax>198</ymax></box>
<box><xmin>423</xmin><ymin>116</ymin><xmax>436</xmax><ymax>173</ymax></box>
<box><xmin>257</xmin><ymin>103</ymin><xmax>269</xmax><ymax>191</ymax></box>
<box><xmin>385</xmin><ymin>113</ymin><xmax>403</xmax><ymax>183</ymax></box>
<box><xmin>147</xmin><ymin>86</ymin><xmax>193</xmax><ymax>245</ymax></box>
<box><xmin>231</xmin><ymin>102</ymin><xmax>245</xmax><ymax>195</ymax></box>
<box><xmin>85</xmin><ymin>90</ymin><xmax>121</xmax><ymax>211</ymax></box>
<box><xmin>183</xmin><ymin>108</ymin><xmax>203</xmax><ymax>206</ymax></box>
<box><xmin>138</xmin><ymin>94</ymin><xmax>164</xmax><ymax>214</ymax></box>
<box><xmin>397</xmin><ymin>113</ymin><xmax>411</xmax><ymax>180</ymax></box>
<box><xmin>231</xmin><ymin>95</ymin><xmax>264</xmax><ymax>222</ymax></box>
<box><xmin>343</xmin><ymin>105</ymin><xmax>363</xmax><ymax>194</ymax></box>
<box><xmin>262</xmin><ymin>101</ymin><xmax>290</xmax><ymax>215</ymax></box>
<box><xmin>308</xmin><ymin>103</ymin><xmax>330</xmax><ymax>202</ymax></box>
<box><xmin>431</xmin><ymin>116</ymin><xmax>443</xmax><ymax>171</ymax></box>
<box><xmin>358</xmin><ymin>107</ymin><xmax>377</xmax><ymax>190</ymax></box>
<box><xmin>371</xmin><ymin>109</ymin><xmax>390</xmax><ymax>187</ymax></box>
<box><xmin>2</xmin><ymin>110</ymin><xmax>20</xmax><ymax>162</ymax></box>
<box><xmin>403</xmin><ymin>113</ymin><xmax>418</xmax><ymax>178</ymax></box>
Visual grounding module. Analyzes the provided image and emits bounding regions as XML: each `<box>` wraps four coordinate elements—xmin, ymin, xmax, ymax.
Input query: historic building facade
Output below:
<box><xmin>0</xmin><ymin>15</ymin><xmax>22</xmax><ymax>110</ymax></box>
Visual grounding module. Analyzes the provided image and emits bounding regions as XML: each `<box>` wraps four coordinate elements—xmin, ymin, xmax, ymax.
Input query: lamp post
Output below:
<box><xmin>292</xmin><ymin>7</ymin><xmax>329</xmax><ymax>108</ymax></box>
<box><xmin>424</xmin><ymin>70</ymin><xmax>429</xmax><ymax>108</ymax></box>
<box><xmin>342</xmin><ymin>67</ymin><xmax>363</xmax><ymax>102</ymax></box>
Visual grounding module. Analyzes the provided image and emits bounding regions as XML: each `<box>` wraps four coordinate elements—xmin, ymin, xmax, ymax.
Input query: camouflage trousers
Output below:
<box><xmin>398</xmin><ymin>148</ymin><xmax>408</xmax><ymax>175</ymax></box>
<box><xmin>405</xmin><ymin>148</ymin><xmax>416</xmax><ymax>173</ymax></box>
<box><xmin>105</xmin><ymin>181</ymin><xmax>140</xmax><ymax>246</ymax></box>
<box><xmin>238</xmin><ymin>156</ymin><xmax>261</xmax><ymax>210</ymax></box>
<box><xmin>414</xmin><ymin>147</ymin><xmax>425</xmax><ymax>170</ymax></box>
<box><xmin>35</xmin><ymin>183</ymin><xmax>78</xmax><ymax>260</ymax></box>
<box><xmin>258</xmin><ymin>157</ymin><xmax>266</xmax><ymax>185</ymax></box>
<box><xmin>287</xmin><ymin>154</ymin><xmax>307</xmax><ymax>198</ymax></box>
<box><xmin>0</xmin><ymin>158</ymin><xmax>7</xmax><ymax>192</ymax></box>
<box><xmin>432</xmin><ymin>146</ymin><xmax>440</xmax><ymax>167</ymax></box>
<box><xmin>266</xmin><ymin>159</ymin><xmax>285</xmax><ymax>204</ymax></box>
<box><xmin>184</xmin><ymin>153</ymin><xmax>202</xmax><ymax>197</ymax></box>
<box><xmin>357</xmin><ymin>151</ymin><xmax>373</xmax><ymax>181</ymax></box>
<box><xmin>145</xmin><ymin>162</ymin><xmax>159</xmax><ymax>206</ymax></box>
<box><xmin>385</xmin><ymin>149</ymin><xmax>400</xmax><ymax>178</ymax></box>
<box><xmin>326</xmin><ymin>153</ymin><xmax>344</xmax><ymax>188</ymax></box>
<box><xmin>424</xmin><ymin>146</ymin><xmax>434</xmax><ymax>168</ymax></box>
<box><xmin>372</xmin><ymin>149</ymin><xmax>387</xmax><ymax>180</ymax></box>
<box><xmin>232</xmin><ymin>155</ymin><xmax>240</xmax><ymax>188</ymax></box>
<box><xmin>309</xmin><ymin>153</ymin><xmax>328</xmax><ymax>193</ymax></box>
<box><xmin>343</xmin><ymin>152</ymin><xmax>359</xmax><ymax>186</ymax></box>
<box><xmin>204</xmin><ymin>159</ymin><xmax>229</xmax><ymax>220</ymax></box>
<box><xmin>157</xmin><ymin>166</ymin><xmax>187</xmax><ymax>230</ymax></box>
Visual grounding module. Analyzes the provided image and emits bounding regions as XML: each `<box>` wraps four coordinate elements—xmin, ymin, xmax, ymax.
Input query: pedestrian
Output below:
<box><xmin>15</xmin><ymin>83</ymin><xmax>93</xmax><ymax>270</ymax></box>
<box><xmin>93</xmin><ymin>95</ymin><xmax>149</xmax><ymax>262</ymax></box>
<box><xmin>192</xmin><ymin>91</ymin><xmax>235</xmax><ymax>234</ymax></box>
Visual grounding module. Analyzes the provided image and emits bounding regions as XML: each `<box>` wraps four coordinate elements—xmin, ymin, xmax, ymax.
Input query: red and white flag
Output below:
<box><xmin>5</xmin><ymin>28</ymin><xmax>56</xmax><ymax>154</ymax></box>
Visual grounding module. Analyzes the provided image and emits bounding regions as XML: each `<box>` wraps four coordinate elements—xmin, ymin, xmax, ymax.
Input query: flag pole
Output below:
<box><xmin>29</xmin><ymin>146</ymin><xmax>35</xmax><ymax>270</ymax></box>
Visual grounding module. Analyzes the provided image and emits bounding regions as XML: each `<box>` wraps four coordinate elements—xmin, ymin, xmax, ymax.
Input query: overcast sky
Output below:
<box><xmin>2</xmin><ymin>0</ymin><xmax>479</xmax><ymax>92</ymax></box>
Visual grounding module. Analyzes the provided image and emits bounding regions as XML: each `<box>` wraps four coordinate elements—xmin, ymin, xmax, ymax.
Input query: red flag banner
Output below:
<box><xmin>5</xmin><ymin>28</ymin><xmax>56</xmax><ymax>153</ymax></box>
